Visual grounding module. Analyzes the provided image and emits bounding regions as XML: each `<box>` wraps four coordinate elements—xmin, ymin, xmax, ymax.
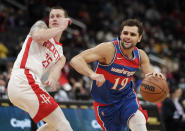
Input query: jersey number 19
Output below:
<box><xmin>111</xmin><ymin>78</ymin><xmax>129</xmax><ymax>91</ymax></box>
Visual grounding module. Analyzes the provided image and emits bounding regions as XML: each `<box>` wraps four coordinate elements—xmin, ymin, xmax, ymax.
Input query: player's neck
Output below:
<box><xmin>120</xmin><ymin>44</ymin><xmax>133</xmax><ymax>59</ymax></box>
<box><xmin>123</xmin><ymin>50</ymin><xmax>133</xmax><ymax>59</ymax></box>
<box><xmin>55</xmin><ymin>34</ymin><xmax>62</xmax><ymax>42</ymax></box>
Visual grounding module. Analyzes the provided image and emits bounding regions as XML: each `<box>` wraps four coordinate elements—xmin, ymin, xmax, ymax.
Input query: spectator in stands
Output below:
<box><xmin>72</xmin><ymin>79</ymin><xmax>89</xmax><ymax>100</ymax></box>
<box><xmin>0</xmin><ymin>78</ymin><xmax>6</xmax><ymax>98</ymax></box>
<box><xmin>0</xmin><ymin>42</ymin><xmax>8</xmax><ymax>59</ymax></box>
<box><xmin>162</xmin><ymin>87</ymin><xmax>185</xmax><ymax>131</ymax></box>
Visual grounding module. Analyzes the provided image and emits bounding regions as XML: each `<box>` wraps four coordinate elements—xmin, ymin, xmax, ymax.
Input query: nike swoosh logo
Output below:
<box><xmin>117</xmin><ymin>57</ymin><xmax>123</xmax><ymax>60</ymax></box>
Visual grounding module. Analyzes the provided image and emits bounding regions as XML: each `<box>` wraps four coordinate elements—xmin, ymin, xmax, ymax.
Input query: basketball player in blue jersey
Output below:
<box><xmin>70</xmin><ymin>19</ymin><xmax>165</xmax><ymax>131</ymax></box>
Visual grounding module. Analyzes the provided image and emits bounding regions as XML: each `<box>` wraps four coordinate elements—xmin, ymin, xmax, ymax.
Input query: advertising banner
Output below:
<box><xmin>63</xmin><ymin>108</ymin><xmax>103</xmax><ymax>131</ymax></box>
<box><xmin>0</xmin><ymin>106</ymin><xmax>129</xmax><ymax>131</ymax></box>
<box><xmin>0</xmin><ymin>106</ymin><xmax>31</xmax><ymax>131</ymax></box>
<box><xmin>0</xmin><ymin>102</ymin><xmax>163</xmax><ymax>131</ymax></box>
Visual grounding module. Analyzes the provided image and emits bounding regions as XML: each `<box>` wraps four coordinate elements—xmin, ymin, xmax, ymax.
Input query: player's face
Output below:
<box><xmin>49</xmin><ymin>9</ymin><xmax>65</xmax><ymax>28</ymax></box>
<box><xmin>120</xmin><ymin>26</ymin><xmax>142</xmax><ymax>49</ymax></box>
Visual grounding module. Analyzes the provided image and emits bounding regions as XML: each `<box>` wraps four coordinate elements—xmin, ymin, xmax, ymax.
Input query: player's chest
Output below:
<box><xmin>42</xmin><ymin>41</ymin><xmax>62</xmax><ymax>60</ymax></box>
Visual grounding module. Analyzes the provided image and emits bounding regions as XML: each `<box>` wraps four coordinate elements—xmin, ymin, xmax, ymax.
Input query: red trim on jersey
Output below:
<box><xmin>93</xmin><ymin>102</ymin><xmax>107</xmax><ymax>131</ymax></box>
<box><xmin>94</xmin><ymin>101</ymin><xmax>109</xmax><ymax>106</ymax></box>
<box><xmin>54</xmin><ymin>38</ymin><xmax>63</xmax><ymax>46</ymax></box>
<box><xmin>133</xmin><ymin>46</ymin><xmax>137</xmax><ymax>50</ymax></box>
<box><xmin>20</xmin><ymin>37</ymin><xmax>32</xmax><ymax>68</ymax></box>
<box><xmin>24</xmin><ymin>69</ymin><xmax>58</xmax><ymax>123</ymax></box>
<box><xmin>113</xmin><ymin>40</ymin><xmax>118</xmax><ymax>45</ymax></box>
<box><xmin>96</xmin><ymin>67</ymin><xmax>133</xmax><ymax>85</ymax></box>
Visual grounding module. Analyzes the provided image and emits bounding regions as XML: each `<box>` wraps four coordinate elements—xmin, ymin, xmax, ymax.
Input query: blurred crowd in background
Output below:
<box><xmin>0</xmin><ymin>0</ymin><xmax>185</xmax><ymax>130</ymax></box>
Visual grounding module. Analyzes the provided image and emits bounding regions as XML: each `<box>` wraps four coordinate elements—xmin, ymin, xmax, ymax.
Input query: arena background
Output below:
<box><xmin>0</xmin><ymin>0</ymin><xmax>185</xmax><ymax>131</ymax></box>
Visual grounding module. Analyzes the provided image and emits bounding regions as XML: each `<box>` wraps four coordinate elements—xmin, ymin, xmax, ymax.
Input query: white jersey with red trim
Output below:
<box><xmin>12</xmin><ymin>35</ymin><xmax>63</xmax><ymax>79</ymax></box>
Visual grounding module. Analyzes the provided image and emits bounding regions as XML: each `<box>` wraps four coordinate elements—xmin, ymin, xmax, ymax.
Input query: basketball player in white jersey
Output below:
<box><xmin>7</xmin><ymin>7</ymin><xmax>73</xmax><ymax>131</ymax></box>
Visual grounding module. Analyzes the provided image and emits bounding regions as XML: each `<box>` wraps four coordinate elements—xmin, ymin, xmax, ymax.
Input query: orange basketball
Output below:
<box><xmin>140</xmin><ymin>76</ymin><xmax>169</xmax><ymax>103</ymax></box>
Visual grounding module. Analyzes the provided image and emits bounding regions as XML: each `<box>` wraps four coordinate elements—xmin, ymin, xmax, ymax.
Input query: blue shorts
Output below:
<box><xmin>94</xmin><ymin>91</ymin><xmax>147</xmax><ymax>131</ymax></box>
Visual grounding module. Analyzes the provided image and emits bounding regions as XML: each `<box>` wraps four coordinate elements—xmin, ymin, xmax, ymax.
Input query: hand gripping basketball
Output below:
<box><xmin>140</xmin><ymin>72</ymin><xmax>169</xmax><ymax>103</ymax></box>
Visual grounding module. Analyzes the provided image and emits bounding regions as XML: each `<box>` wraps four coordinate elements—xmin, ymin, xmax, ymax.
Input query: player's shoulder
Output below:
<box><xmin>96</xmin><ymin>42</ymin><xmax>115</xmax><ymax>51</ymax></box>
<box><xmin>93</xmin><ymin>42</ymin><xmax>115</xmax><ymax>64</ymax></box>
<box><xmin>95</xmin><ymin>42</ymin><xmax>115</xmax><ymax>59</ymax></box>
<box><xmin>34</xmin><ymin>20</ymin><xmax>46</xmax><ymax>25</ymax></box>
<box><xmin>138</xmin><ymin>49</ymin><xmax>147</xmax><ymax>56</ymax></box>
<box><xmin>31</xmin><ymin>20</ymin><xmax>47</xmax><ymax>29</ymax></box>
<box><xmin>84</xmin><ymin>42</ymin><xmax>115</xmax><ymax>57</ymax></box>
<box><xmin>29</xmin><ymin>20</ymin><xmax>47</xmax><ymax>34</ymax></box>
<box><xmin>138</xmin><ymin>49</ymin><xmax>149</xmax><ymax>62</ymax></box>
<box><xmin>100</xmin><ymin>41</ymin><xmax>113</xmax><ymax>45</ymax></box>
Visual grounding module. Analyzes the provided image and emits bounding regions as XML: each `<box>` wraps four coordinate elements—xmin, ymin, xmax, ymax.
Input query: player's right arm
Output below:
<box><xmin>70</xmin><ymin>42</ymin><xmax>113</xmax><ymax>87</ymax></box>
<box><xmin>29</xmin><ymin>19</ymin><xmax>69</xmax><ymax>43</ymax></box>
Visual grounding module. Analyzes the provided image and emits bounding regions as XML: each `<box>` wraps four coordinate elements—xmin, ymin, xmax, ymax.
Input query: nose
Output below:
<box><xmin>52</xmin><ymin>18</ymin><xmax>57</xmax><ymax>22</ymax></box>
<box><xmin>125</xmin><ymin>34</ymin><xmax>131</xmax><ymax>40</ymax></box>
<box><xmin>53</xmin><ymin>19</ymin><xmax>57</xmax><ymax>21</ymax></box>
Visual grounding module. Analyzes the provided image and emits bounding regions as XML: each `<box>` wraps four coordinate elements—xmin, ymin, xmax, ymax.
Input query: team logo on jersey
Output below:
<box><xmin>111</xmin><ymin>67</ymin><xmax>135</xmax><ymax>76</ymax></box>
<box><xmin>43</xmin><ymin>40</ymin><xmax>60</xmax><ymax>60</ymax></box>
<box><xmin>40</xmin><ymin>94</ymin><xmax>51</xmax><ymax>104</ymax></box>
<box><xmin>42</xmin><ymin>40</ymin><xmax>61</xmax><ymax>69</ymax></box>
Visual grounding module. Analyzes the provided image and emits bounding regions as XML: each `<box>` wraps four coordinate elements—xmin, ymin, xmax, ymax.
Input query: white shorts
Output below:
<box><xmin>7</xmin><ymin>69</ymin><xmax>58</xmax><ymax>123</ymax></box>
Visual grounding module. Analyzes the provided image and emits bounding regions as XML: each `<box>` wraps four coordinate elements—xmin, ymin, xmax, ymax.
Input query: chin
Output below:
<box><xmin>123</xmin><ymin>45</ymin><xmax>134</xmax><ymax>49</ymax></box>
<box><xmin>123</xmin><ymin>46</ymin><xmax>132</xmax><ymax>49</ymax></box>
<box><xmin>120</xmin><ymin>41</ymin><xmax>134</xmax><ymax>49</ymax></box>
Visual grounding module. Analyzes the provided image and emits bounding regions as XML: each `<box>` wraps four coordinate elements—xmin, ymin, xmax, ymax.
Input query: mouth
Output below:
<box><xmin>52</xmin><ymin>23</ymin><xmax>59</xmax><ymax>26</ymax></box>
<box><xmin>123</xmin><ymin>41</ymin><xmax>132</xmax><ymax>46</ymax></box>
<box><xmin>120</xmin><ymin>40</ymin><xmax>134</xmax><ymax>49</ymax></box>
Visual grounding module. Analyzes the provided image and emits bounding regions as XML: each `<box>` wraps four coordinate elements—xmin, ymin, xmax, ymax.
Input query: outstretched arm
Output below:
<box><xmin>70</xmin><ymin>42</ymin><xmax>113</xmax><ymax>87</ymax></box>
<box><xmin>140</xmin><ymin>49</ymin><xmax>165</xmax><ymax>79</ymax></box>
<box><xmin>29</xmin><ymin>18</ymin><xmax>70</xmax><ymax>43</ymax></box>
<box><xmin>70</xmin><ymin>49</ymin><xmax>100</xmax><ymax>78</ymax></box>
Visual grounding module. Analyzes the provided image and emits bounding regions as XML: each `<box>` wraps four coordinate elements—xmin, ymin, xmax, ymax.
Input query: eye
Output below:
<box><xmin>131</xmin><ymin>33</ymin><xmax>136</xmax><ymax>36</ymax></box>
<box><xmin>50</xmin><ymin>15</ymin><xmax>54</xmax><ymax>19</ymax></box>
<box><xmin>56</xmin><ymin>14</ymin><xmax>61</xmax><ymax>18</ymax></box>
<box><xmin>123</xmin><ymin>31</ymin><xmax>128</xmax><ymax>35</ymax></box>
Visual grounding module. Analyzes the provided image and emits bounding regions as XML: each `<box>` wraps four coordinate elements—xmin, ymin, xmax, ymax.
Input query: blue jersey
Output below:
<box><xmin>91</xmin><ymin>38</ymin><xmax>141</xmax><ymax>105</ymax></box>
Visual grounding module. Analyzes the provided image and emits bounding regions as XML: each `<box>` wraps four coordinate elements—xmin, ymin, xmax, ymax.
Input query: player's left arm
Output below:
<box><xmin>44</xmin><ymin>55</ymin><xmax>66</xmax><ymax>90</ymax></box>
<box><xmin>139</xmin><ymin>49</ymin><xmax>165</xmax><ymax>79</ymax></box>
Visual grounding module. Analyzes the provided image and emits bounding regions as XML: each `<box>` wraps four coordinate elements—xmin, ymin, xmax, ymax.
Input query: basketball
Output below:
<box><xmin>140</xmin><ymin>76</ymin><xmax>169</xmax><ymax>103</ymax></box>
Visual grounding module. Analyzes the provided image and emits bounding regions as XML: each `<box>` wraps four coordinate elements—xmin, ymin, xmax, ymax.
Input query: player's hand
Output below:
<box><xmin>90</xmin><ymin>73</ymin><xmax>105</xmax><ymax>87</ymax></box>
<box><xmin>145</xmin><ymin>72</ymin><xmax>166</xmax><ymax>80</ymax></box>
<box><xmin>43</xmin><ymin>78</ymin><xmax>57</xmax><ymax>91</ymax></box>
<box><xmin>59</xmin><ymin>18</ymin><xmax>72</xmax><ymax>31</ymax></box>
<box><xmin>67</xmin><ymin>18</ymin><xmax>72</xmax><ymax>25</ymax></box>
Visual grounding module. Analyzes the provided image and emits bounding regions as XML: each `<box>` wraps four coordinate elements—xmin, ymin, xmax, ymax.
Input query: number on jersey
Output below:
<box><xmin>42</xmin><ymin>53</ymin><xmax>53</xmax><ymax>68</ymax></box>
<box><xmin>111</xmin><ymin>78</ymin><xmax>129</xmax><ymax>91</ymax></box>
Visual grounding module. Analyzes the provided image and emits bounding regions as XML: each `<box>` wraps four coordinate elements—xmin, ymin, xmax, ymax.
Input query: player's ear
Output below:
<box><xmin>138</xmin><ymin>35</ymin><xmax>142</xmax><ymax>43</ymax></box>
